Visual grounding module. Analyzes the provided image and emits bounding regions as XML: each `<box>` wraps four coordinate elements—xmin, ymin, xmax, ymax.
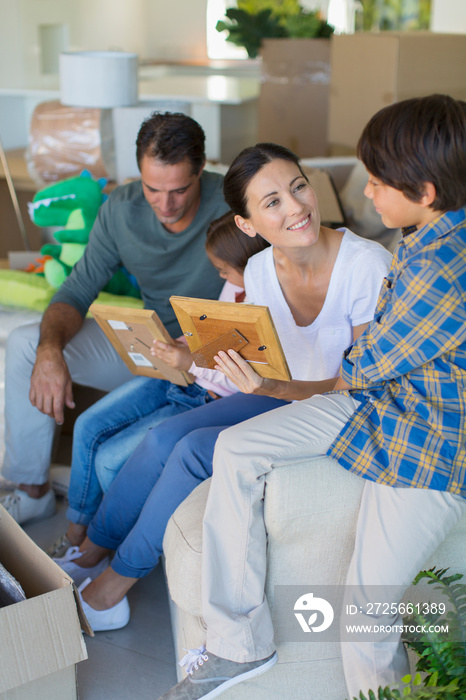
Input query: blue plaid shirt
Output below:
<box><xmin>328</xmin><ymin>208</ymin><xmax>466</xmax><ymax>498</ymax></box>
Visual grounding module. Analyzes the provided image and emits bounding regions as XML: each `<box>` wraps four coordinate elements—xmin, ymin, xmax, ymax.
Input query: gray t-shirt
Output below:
<box><xmin>52</xmin><ymin>170</ymin><xmax>228</xmax><ymax>336</ymax></box>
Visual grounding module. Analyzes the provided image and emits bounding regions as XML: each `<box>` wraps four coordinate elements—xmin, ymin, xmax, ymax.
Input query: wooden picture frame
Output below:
<box><xmin>89</xmin><ymin>304</ymin><xmax>192</xmax><ymax>386</ymax></box>
<box><xmin>170</xmin><ymin>296</ymin><xmax>291</xmax><ymax>381</ymax></box>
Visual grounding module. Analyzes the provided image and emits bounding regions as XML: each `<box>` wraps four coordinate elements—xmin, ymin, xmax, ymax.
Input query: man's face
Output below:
<box><xmin>140</xmin><ymin>156</ymin><xmax>204</xmax><ymax>233</ymax></box>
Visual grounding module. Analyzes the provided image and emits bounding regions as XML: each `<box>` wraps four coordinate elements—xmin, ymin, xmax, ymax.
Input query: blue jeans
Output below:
<box><xmin>66</xmin><ymin>376</ymin><xmax>213</xmax><ymax>526</ymax></box>
<box><xmin>87</xmin><ymin>393</ymin><xmax>288</xmax><ymax>578</ymax></box>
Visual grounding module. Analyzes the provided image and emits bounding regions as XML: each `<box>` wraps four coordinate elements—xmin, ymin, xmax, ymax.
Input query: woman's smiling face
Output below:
<box><xmin>235</xmin><ymin>159</ymin><xmax>321</xmax><ymax>248</ymax></box>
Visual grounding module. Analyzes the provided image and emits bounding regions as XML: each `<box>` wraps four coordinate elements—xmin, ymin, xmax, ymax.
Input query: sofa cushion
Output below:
<box><xmin>163</xmin><ymin>457</ymin><xmax>365</xmax><ymax>618</ymax></box>
<box><xmin>163</xmin><ymin>478</ymin><xmax>211</xmax><ymax>616</ymax></box>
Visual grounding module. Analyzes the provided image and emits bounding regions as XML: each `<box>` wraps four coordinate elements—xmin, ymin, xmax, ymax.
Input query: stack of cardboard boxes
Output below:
<box><xmin>258</xmin><ymin>32</ymin><xmax>466</xmax><ymax>158</ymax></box>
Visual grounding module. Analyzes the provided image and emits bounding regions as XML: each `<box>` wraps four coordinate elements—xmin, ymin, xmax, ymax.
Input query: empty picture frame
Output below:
<box><xmin>89</xmin><ymin>303</ymin><xmax>192</xmax><ymax>386</ymax></box>
<box><xmin>170</xmin><ymin>296</ymin><xmax>291</xmax><ymax>381</ymax></box>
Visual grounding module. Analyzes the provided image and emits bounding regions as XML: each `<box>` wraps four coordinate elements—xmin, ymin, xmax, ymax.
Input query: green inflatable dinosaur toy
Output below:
<box><xmin>28</xmin><ymin>171</ymin><xmax>141</xmax><ymax>297</ymax></box>
<box><xmin>0</xmin><ymin>171</ymin><xmax>144</xmax><ymax>312</ymax></box>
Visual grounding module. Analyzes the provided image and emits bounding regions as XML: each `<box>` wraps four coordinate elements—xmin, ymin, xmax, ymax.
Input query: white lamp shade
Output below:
<box><xmin>60</xmin><ymin>51</ymin><xmax>138</xmax><ymax>108</ymax></box>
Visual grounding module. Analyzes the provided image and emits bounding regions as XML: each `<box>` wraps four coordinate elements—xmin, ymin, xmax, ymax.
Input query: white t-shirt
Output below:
<box><xmin>243</xmin><ymin>228</ymin><xmax>392</xmax><ymax>381</ymax></box>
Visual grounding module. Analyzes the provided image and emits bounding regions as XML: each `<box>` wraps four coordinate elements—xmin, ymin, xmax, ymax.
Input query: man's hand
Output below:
<box><xmin>151</xmin><ymin>339</ymin><xmax>193</xmax><ymax>371</ymax></box>
<box><xmin>28</xmin><ymin>302</ymin><xmax>84</xmax><ymax>423</ymax></box>
<box><xmin>29</xmin><ymin>347</ymin><xmax>75</xmax><ymax>424</ymax></box>
<box><xmin>214</xmin><ymin>349</ymin><xmax>269</xmax><ymax>394</ymax></box>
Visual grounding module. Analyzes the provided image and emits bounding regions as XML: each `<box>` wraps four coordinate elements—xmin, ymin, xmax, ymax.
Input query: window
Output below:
<box><xmin>206</xmin><ymin>0</ymin><xmax>248</xmax><ymax>59</ymax></box>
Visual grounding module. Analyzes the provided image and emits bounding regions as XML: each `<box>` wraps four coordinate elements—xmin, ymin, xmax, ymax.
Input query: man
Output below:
<box><xmin>1</xmin><ymin>112</ymin><xmax>227</xmax><ymax>524</ymax></box>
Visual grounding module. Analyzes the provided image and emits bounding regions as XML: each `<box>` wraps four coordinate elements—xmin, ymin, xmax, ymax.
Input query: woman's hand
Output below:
<box><xmin>151</xmin><ymin>339</ymin><xmax>193</xmax><ymax>371</ymax></box>
<box><xmin>214</xmin><ymin>349</ymin><xmax>268</xmax><ymax>394</ymax></box>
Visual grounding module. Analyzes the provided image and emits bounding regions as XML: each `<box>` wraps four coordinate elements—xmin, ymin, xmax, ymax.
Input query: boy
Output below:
<box><xmin>159</xmin><ymin>95</ymin><xmax>466</xmax><ymax>700</ymax></box>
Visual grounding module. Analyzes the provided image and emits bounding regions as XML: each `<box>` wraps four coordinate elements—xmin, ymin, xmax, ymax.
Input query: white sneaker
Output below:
<box><xmin>78</xmin><ymin>577</ymin><xmax>130</xmax><ymax>632</ymax></box>
<box><xmin>53</xmin><ymin>546</ymin><xmax>111</xmax><ymax>587</ymax></box>
<box><xmin>0</xmin><ymin>488</ymin><xmax>56</xmax><ymax>524</ymax></box>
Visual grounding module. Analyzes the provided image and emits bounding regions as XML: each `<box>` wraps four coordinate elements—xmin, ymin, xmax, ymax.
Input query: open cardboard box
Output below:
<box><xmin>0</xmin><ymin>505</ymin><xmax>92</xmax><ymax>700</ymax></box>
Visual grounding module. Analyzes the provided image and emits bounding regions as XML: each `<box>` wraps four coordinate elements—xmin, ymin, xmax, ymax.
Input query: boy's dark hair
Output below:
<box><xmin>205</xmin><ymin>211</ymin><xmax>270</xmax><ymax>271</ymax></box>
<box><xmin>357</xmin><ymin>94</ymin><xmax>466</xmax><ymax>211</ymax></box>
<box><xmin>136</xmin><ymin>112</ymin><xmax>206</xmax><ymax>175</ymax></box>
<box><xmin>223</xmin><ymin>143</ymin><xmax>308</xmax><ymax>218</ymax></box>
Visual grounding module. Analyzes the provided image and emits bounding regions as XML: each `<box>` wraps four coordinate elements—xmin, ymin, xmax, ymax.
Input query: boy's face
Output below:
<box><xmin>364</xmin><ymin>173</ymin><xmax>439</xmax><ymax>231</ymax></box>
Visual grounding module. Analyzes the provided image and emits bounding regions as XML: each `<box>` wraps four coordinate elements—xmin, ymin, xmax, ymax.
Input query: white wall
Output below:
<box><xmin>0</xmin><ymin>0</ymin><xmax>211</xmax><ymax>91</ymax></box>
<box><xmin>71</xmin><ymin>0</ymin><xmax>147</xmax><ymax>55</ymax></box>
<box><xmin>146</xmin><ymin>0</ymin><xmax>208</xmax><ymax>61</ymax></box>
<box><xmin>0</xmin><ymin>0</ymin><xmax>76</xmax><ymax>89</ymax></box>
<box><xmin>431</xmin><ymin>0</ymin><xmax>466</xmax><ymax>32</ymax></box>
<box><xmin>0</xmin><ymin>0</ymin><xmax>150</xmax><ymax>90</ymax></box>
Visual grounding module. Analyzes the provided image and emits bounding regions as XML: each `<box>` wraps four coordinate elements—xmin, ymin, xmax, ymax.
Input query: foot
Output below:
<box><xmin>46</xmin><ymin>522</ymin><xmax>87</xmax><ymax>557</ymax></box>
<box><xmin>46</xmin><ymin>532</ymin><xmax>73</xmax><ymax>558</ymax></box>
<box><xmin>158</xmin><ymin>645</ymin><xmax>278</xmax><ymax>699</ymax></box>
<box><xmin>53</xmin><ymin>546</ymin><xmax>111</xmax><ymax>586</ymax></box>
<box><xmin>0</xmin><ymin>488</ymin><xmax>56</xmax><ymax>525</ymax></box>
<box><xmin>49</xmin><ymin>464</ymin><xmax>71</xmax><ymax>497</ymax></box>
<box><xmin>78</xmin><ymin>578</ymin><xmax>130</xmax><ymax>632</ymax></box>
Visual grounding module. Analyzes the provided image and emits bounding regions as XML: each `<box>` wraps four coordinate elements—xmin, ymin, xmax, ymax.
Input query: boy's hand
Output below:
<box><xmin>151</xmin><ymin>339</ymin><xmax>193</xmax><ymax>371</ymax></box>
<box><xmin>214</xmin><ymin>349</ymin><xmax>269</xmax><ymax>395</ymax></box>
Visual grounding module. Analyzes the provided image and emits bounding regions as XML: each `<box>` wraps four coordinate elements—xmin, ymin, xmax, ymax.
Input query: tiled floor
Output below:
<box><xmin>24</xmin><ymin>495</ymin><xmax>178</xmax><ymax>700</ymax></box>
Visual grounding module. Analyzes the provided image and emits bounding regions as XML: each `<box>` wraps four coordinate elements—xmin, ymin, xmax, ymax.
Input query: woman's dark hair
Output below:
<box><xmin>357</xmin><ymin>94</ymin><xmax>466</xmax><ymax>211</ymax></box>
<box><xmin>205</xmin><ymin>211</ymin><xmax>270</xmax><ymax>271</ymax></box>
<box><xmin>223</xmin><ymin>143</ymin><xmax>307</xmax><ymax>218</ymax></box>
<box><xmin>136</xmin><ymin>112</ymin><xmax>206</xmax><ymax>175</ymax></box>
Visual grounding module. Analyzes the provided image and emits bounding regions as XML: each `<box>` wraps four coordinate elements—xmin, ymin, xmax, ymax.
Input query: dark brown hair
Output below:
<box><xmin>136</xmin><ymin>112</ymin><xmax>205</xmax><ymax>174</ymax></box>
<box><xmin>223</xmin><ymin>143</ymin><xmax>308</xmax><ymax>218</ymax></box>
<box><xmin>205</xmin><ymin>211</ymin><xmax>270</xmax><ymax>271</ymax></box>
<box><xmin>357</xmin><ymin>94</ymin><xmax>466</xmax><ymax>211</ymax></box>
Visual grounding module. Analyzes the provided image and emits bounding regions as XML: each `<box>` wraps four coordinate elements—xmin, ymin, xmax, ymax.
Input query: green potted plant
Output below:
<box><xmin>216</xmin><ymin>0</ymin><xmax>334</xmax><ymax>58</ymax></box>
<box><xmin>354</xmin><ymin>568</ymin><xmax>466</xmax><ymax>700</ymax></box>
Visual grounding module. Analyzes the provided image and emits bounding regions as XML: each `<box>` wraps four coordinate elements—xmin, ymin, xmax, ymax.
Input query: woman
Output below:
<box><xmin>56</xmin><ymin>144</ymin><xmax>392</xmax><ymax>631</ymax></box>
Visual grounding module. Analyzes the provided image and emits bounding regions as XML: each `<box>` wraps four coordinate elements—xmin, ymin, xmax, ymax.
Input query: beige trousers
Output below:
<box><xmin>201</xmin><ymin>392</ymin><xmax>466</xmax><ymax>698</ymax></box>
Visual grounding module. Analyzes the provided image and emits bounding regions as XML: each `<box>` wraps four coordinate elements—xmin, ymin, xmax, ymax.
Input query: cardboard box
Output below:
<box><xmin>0</xmin><ymin>506</ymin><xmax>92</xmax><ymax>700</ymax></box>
<box><xmin>258</xmin><ymin>38</ymin><xmax>331</xmax><ymax>158</ymax></box>
<box><xmin>328</xmin><ymin>32</ymin><xmax>466</xmax><ymax>153</ymax></box>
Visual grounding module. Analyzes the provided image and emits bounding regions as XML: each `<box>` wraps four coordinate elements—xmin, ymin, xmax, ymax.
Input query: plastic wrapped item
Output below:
<box><xmin>0</xmin><ymin>561</ymin><xmax>26</xmax><ymax>608</ymax></box>
<box><xmin>26</xmin><ymin>100</ymin><xmax>115</xmax><ymax>186</ymax></box>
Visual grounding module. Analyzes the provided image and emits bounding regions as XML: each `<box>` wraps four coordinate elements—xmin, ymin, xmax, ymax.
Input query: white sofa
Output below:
<box><xmin>163</xmin><ymin>457</ymin><xmax>466</xmax><ymax>700</ymax></box>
